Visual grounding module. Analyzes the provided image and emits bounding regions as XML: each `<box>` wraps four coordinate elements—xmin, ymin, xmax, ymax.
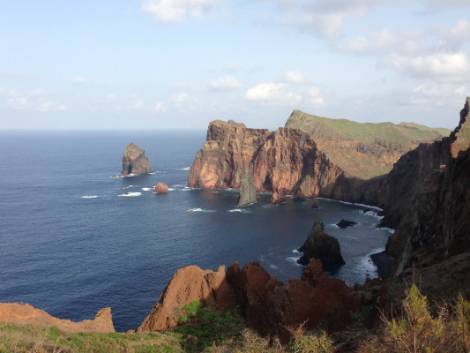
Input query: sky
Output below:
<box><xmin>1</xmin><ymin>0</ymin><xmax>470</xmax><ymax>130</ymax></box>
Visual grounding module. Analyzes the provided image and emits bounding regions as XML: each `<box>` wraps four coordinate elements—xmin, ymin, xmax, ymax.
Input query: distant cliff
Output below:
<box><xmin>188</xmin><ymin>121</ymin><xmax>344</xmax><ymax>203</ymax></box>
<box><xmin>285</xmin><ymin>111</ymin><xmax>449</xmax><ymax>179</ymax></box>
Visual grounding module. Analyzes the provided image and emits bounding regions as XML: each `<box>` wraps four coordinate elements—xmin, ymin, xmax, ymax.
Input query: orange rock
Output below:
<box><xmin>137</xmin><ymin>265</ymin><xmax>235</xmax><ymax>332</ymax></box>
<box><xmin>154</xmin><ymin>182</ymin><xmax>169</xmax><ymax>194</ymax></box>
<box><xmin>0</xmin><ymin>303</ymin><xmax>115</xmax><ymax>333</ymax></box>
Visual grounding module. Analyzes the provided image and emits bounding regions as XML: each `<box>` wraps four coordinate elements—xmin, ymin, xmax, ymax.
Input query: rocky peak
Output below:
<box><xmin>121</xmin><ymin>143</ymin><xmax>153</xmax><ymax>176</ymax></box>
<box><xmin>450</xmin><ymin>96</ymin><xmax>470</xmax><ymax>158</ymax></box>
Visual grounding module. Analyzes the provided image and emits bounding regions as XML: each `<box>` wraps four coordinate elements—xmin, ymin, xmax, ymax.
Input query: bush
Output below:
<box><xmin>359</xmin><ymin>284</ymin><xmax>470</xmax><ymax>353</ymax></box>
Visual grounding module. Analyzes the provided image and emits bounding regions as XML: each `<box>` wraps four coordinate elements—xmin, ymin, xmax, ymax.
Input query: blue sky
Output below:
<box><xmin>1</xmin><ymin>0</ymin><xmax>469</xmax><ymax>130</ymax></box>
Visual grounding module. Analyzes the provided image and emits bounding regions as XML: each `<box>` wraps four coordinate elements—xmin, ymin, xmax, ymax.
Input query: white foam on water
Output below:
<box><xmin>118</xmin><ymin>192</ymin><xmax>142</xmax><ymax>198</ymax></box>
<box><xmin>292</xmin><ymin>249</ymin><xmax>300</xmax><ymax>254</ymax></box>
<box><xmin>228</xmin><ymin>208</ymin><xmax>252</xmax><ymax>214</ymax></box>
<box><xmin>173</xmin><ymin>184</ymin><xmax>185</xmax><ymax>188</ymax></box>
<box><xmin>182</xmin><ymin>186</ymin><xmax>198</xmax><ymax>192</ymax></box>
<box><xmin>186</xmin><ymin>208</ymin><xmax>216</xmax><ymax>213</ymax></box>
<box><xmin>168</xmin><ymin>188</ymin><xmax>175</xmax><ymax>191</ymax></box>
<box><xmin>178</xmin><ymin>166</ymin><xmax>191</xmax><ymax>171</ymax></box>
<box><xmin>356</xmin><ymin>248</ymin><xmax>386</xmax><ymax>278</ymax></box>
<box><xmin>328</xmin><ymin>223</ymin><xmax>340</xmax><ymax>229</ymax></box>
<box><xmin>81</xmin><ymin>195</ymin><xmax>98</xmax><ymax>199</ymax></box>
<box><xmin>363</xmin><ymin>210</ymin><xmax>384</xmax><ymax>220</ymax></box>
<box><xmin>148</xmin><ymin>172</ymin><xmax>156</xmax><ymax>175</ymax></box>
<box><xmin>122</xmin><ymin>185</ymin><xmax>135</xmax><ymax>190</ymax></box>
<box><xmin>269</xmin><ymin>264</ymin><xmax>279</xmax><ymax>270</ymax></box>
<box><xmin>286</xmin><ymin>256</ymin><xmax>302</xmax><ymax>267</ymax></box>
<box><xmin>142</xmin><ymin>187</ymin><xmax>152</xmax><ymax>192</ymax></box>
<box><xmin>378</xmin><ymin>227</ymin><xmax>395</xmax><ymax>234</ymax></box>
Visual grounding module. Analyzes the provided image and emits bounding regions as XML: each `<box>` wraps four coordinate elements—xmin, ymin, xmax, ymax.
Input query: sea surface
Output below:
<box><xmin>0</xmin><ymin>131</ymin><xmax>392</xmax><ymax>331</ymax></box>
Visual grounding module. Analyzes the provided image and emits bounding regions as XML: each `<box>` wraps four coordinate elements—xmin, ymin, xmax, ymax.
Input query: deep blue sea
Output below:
<box><xmin>0</xmin><ymin>131</ymin><xmax>392</xmax><ymax>331</ymax></box>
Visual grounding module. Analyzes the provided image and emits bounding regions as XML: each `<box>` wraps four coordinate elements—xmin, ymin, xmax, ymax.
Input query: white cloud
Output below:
<box><xmin>71</xmin><ymin>75</ymin><xmax>87</xmax><ymax>84</ymax></box>
<box><xmin>409</xmin><ymin>83</ymin><xmax>468</xmax><ymax>106</ymax></box>
<box><xmin>270</xmin><ymin>0</ymin><xmax>385</xmax><ymax>38</ymax></box>
<box><xmin>245</xmin><ymin>82</ymin><xmax>286</xmax><ymax>101</ymax></box>
<box><xmin>285</xmin><ymin>71</ymin><xmax>305</xmax><ymax>84</ymax></box>
<box><xmin>143</xmin><ymin>0</ymin><xmax>221</xmax><ymax>23</ymax></box>
<box><xmin>154</xmin><ymin>101</ymin><xmax>166</xmax><ymax>113</ymax></box>
<box><xmin>391</xmin><ymin>52</ymin><xmax>470</xmax><ymax>78</ymax></box>
<box><xmin>308</xmin><ymin>87</ymin><xmax>325</xmax><ymax>105</ymax></box>
<box><xmin>0</xmin><ymin>89</ymin><xmax>67</xmax><ymax>112</ymax></box>
<box><xmin>209</xmin><ymin>75</ymin><xmax>241</xmax><ymax>90</ymax></box>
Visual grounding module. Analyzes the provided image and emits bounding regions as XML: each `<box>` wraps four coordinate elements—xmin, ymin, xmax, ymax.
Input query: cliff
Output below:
<box><xmin>286</xmin><ymin>111</ymin><xmax>449</xmax><ymax>179</ymax></box>
<box><xmin>188</xmin><ymin>121</ymin><xmax>344</xmax><ymax>203</ymax></box>
<box><xmin>121</xmin><ymin>143</ymin><xmax>153</xmax><ymax>176</ymax></box>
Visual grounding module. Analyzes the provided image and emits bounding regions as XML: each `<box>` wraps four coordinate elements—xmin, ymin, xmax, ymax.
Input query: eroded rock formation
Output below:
<box><xmin>297</xmin><ymin>221</ymin><xmax>345</xmax><ymax>268</ymax></box>
<box><xmin>0</xmin><ymin>303</ymin><xmax>115</xmax><ymax>333</ymax></box>
<box><xmin>137</xmin><ymin>265</ymin><xmax>234</xmax><ymax>332</ymax></box>
<box><xmin>138</xmin><ymin>261</ymin><xmax>357</xmax><ymax>340</ymax></box>
<box><xmin>188</xmin><ymin>121</ymin><xmax>344</xmax><ymax>203</ymax></box>
<box><xmin>122</xmin><ymin>143</ymin><xmax>153</xmax><ymax>176</ymax></box>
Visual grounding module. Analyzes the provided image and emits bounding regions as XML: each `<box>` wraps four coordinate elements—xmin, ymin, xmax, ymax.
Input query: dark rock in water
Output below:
<box><xmin>121</xmin><ymin>143</ymin><xmax>153</xmax><ymax>177</ymax></box>
<box><xmin>337</xmin><ymin>219</ymin><xmax>357</xmax><ymax>229</ymax></box>
<box><xmin>298</xmin><ymin>221</ymin><xmax>345</xmax><ymax>268</ymax></box>
<box><xmin>311</xmin><ymin>199</ymin><xmax>320</xmax><ymax>209</ymax></box>
<box><xmin>238</xmin><ymin>166</ymin><xmax>257</xmax><ymax>207</ymax></box>
<box><xmin>370</xmin><ymin>251</ymin><xmax>396</xmax><ymax>279</ymax></box>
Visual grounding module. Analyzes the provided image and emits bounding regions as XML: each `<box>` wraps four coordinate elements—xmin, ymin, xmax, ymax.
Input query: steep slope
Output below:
<box><xmin>285</xmin><ymin>111</ymin><xmax>449</xmax><ymax>179</ymax></box>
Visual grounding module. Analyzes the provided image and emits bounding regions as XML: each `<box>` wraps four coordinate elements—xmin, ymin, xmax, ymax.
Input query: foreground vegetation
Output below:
<box><xmin>1</xmin><ymin>285</ymin><xmax>468</xmax><ymax>353</ymax></box>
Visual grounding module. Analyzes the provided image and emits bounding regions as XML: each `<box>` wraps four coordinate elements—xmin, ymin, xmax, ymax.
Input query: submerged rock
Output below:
<box><xmin>298</xmin><ymin>221</ymin><xmax>345</xmax><ymax>268</ymax></box>
<box><xmin>154</xmin><ymin>182</ymin><xmax>169</xmax><ymax>194</ymax></box>
<box><xmin>121</xmin><ymin>143</ymin><xmax>153</xmax><ymax>176</ymax></box>
<box><xmin>0</xmin><ymin>303</ymin><xmax>115</xmax><ymax>333</ymax></box>
<box><xmin>337</xmin><ymin>219</ymin><xmax>357</xmax><ymax>229</ymax></box>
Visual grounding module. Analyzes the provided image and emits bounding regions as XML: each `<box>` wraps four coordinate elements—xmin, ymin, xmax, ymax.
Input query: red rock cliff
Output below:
<box><xmin>188</xmin><ymin>121</ymin><xmax>344</xmax><ymax>203</ymax></box>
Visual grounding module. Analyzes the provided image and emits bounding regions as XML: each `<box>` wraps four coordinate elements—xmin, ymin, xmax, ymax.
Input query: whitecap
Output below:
<box><xmin>122</xmin><ymin>185</ymin><xmax>135</xmax><ymax>190</ymax></box>
<box><xmin>81</xmin><ymin>195</ymin><xmax>98</xmax><ymax>199</ymax></box>
<box><xmin>178</xmin><ymin>166</ymin><xmax>191</xmax><ymax>171</ymax></box>
<box><xmin>168</xmin><ymin>188</ymin><xmax>175</xmax><ymax>192</ymax></box>
<box><xmin>328</xmin><ymin>223</ymin><xmax>340</xmax><ymax>229</ymax></box>
<box><xmin>378</xmin><ymin>227</ymin><xmax>395</xmax><ymax>234</ymax></box>
<box><xmin>363</xmin><ymin>210</ymin><xmax>384</xmax><ymax>220</ymax></box>
<box><xmin>269</xmin><ymin>264</ymin><xmax>279</xmax><ymax>270</ymax></box>
<box><xmin>286</xmin><ymin>256</ymin><xmax>303</xmax><ymax>267</ymax></box>
<box><xmin>118</xmin><ymin>192</ymin><xmax>142</xmax><ymax>198</ymax></box>
<box><xmin>228</xmin><ymin>208</ymin><xmax>252</xmax><ymax>214</ymax></box>
<box><xmin>292</xmin><ymin>249</ymin><xmax>300</xmax><ymax>254</ymax></box>
<box><xmin>186</xmin><ymin>208</ymin><xmax>216</xmax><ymax>213</ymax></box>
<box><xmin>142</xmin><ymin>187</ymin><xmax>152</xmax><ymax>192</ymax></box>
<box><xmin>182</xmin><ymin>186</ymin><xmax>197</xmax><ymax>192</ymax></box>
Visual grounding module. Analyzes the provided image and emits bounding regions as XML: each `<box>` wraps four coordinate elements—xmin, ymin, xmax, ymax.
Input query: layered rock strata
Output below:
<box><xmin>188</xmin><ymin>121</ymin><xmax>344</xmax><ymax>203</ymax></box>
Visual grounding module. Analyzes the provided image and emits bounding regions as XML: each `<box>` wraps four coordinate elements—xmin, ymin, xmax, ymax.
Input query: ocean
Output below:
<box><xmin>0</xmin><ymin>131</ymin><xmax>391</xmax><ymax>331</ymax></box>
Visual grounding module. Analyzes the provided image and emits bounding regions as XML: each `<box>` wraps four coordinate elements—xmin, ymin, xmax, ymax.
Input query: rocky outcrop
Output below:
<box><xmin>188</xmin><ymin>121</ymin><xmax>344</xmax><ymax>203</ymax></box>
<box><xmin>154</xmin><ymin>182</ymin><xmax>169</xmax><ymax>194</ymax></box>
<box><xmin>122</xmin><ymin>143</ymin><xmax>153</xmax><ymax>176</ymax></box>
<box><xmin>297</xmin><ymin>221</ymin><xmax>345</xmax><ymax>268</ymax></box>
<box><xmin>0</xmin><ymin>303</ymin><xmax>115</xmax><ymax>333</ymax></box>
<box><xmin>286</xmin><ymin>110</ymin><xmax>449</xmax><ymax>179</ymax></box>
<box><xmin>226</xmin><ymin>260</ymin><xmax>357</xmax><ymax>341</ymax></box>
<box><xmin>137</xmin><ymin>266</ymin><xmax>234</xmax><ymax>332</ymax></box>
<box><xmin>337</xmin><ymin>219</ymin><xmax>357</xmax><ymax>229</ymax></box>
<box><xmin>138</xmin><ymin>261</ymin><xmax>357</xmax><ymax>341</ymax></box>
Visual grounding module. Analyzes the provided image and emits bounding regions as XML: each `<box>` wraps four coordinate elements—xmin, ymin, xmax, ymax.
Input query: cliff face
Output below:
<box><xmin>188</xmin><ymin>121</ymin><xmax>344</xmax><ymax>203</ymax></box>
<box><xmin>122</xmin><ymin>143</ymin><xmax>153</xmax><ymax>176</ymax></box>
<box><xmin>371</xmin><ymin>98</ymin><xmax>470</xmax><ymax>298</ymax></box>
<box><xmin>285</xmin><ymin>111</ymin><xmax>449</xmax><ymax>179</ymax></box>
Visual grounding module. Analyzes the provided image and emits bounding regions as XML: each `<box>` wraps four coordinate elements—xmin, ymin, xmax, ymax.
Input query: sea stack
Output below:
<box><xmin>121</xmin><ymin>143</ymin><xmax>153</xmax><ymax>177</ymax></box>
<box><xmin>238</xmin><ymin>166</ymin><xmax>257</xmax><ymax>207</ymax></box>
<box><xmin>298</xmin><ymin>221</ymin><xmax>345</xmax><ymax>268</ymax></box>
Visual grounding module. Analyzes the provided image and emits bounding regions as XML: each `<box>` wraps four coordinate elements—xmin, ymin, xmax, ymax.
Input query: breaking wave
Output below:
<box><xmin>118</xmin><ymin>192</ymin><xmax>142</xmax><ymax>198</ymax></box>
<box><xmin>81</xmin><ymin>195</ymin><xmax>98</xmax><ymax>199</ymax></box>
<box><xmin>186</xmin><ymin>208</ymin><xmax>216</xmax><ymax>213</ymax></box>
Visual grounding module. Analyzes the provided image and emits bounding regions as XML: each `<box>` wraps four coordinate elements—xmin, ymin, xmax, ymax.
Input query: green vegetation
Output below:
<box><xmin>358</xmin><ymin>285</ymin><xmax>470</xmax><ymax>353</ymax></box>
<box><xmin>1</xmin><ymin>288</ymin><xmax>468</xmax><ymax>353</ymax></box>
<box><xmin>286</xmin><ymin>111</ymin><xmax>450</xmax><ymax>145</ymax></box>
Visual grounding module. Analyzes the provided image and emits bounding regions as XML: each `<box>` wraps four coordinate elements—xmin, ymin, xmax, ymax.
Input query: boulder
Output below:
<box><xmin>137</xmin><ymin>265</ymin><xmax>235</xmax><ymax>332</ymax></box>
<box><xmin>121</xmin><ymin>143</ymin><xmax>152</xmax><ymax>176</ymax></box>
<box><xmin>154</xmin><ymin>182</ymin><xmax>169</xmax><ymax>194</ymax></box>
<box><xmin>0</xmin><ymin>303</ymin><xmax>115</xmax><ymax>333</ymax></box>
<box><xmin>337</xmin><ymin>219</ymin><xmax>357</xmax><ymax>229</ymax></box>
<box><xmin>298</xmin><ymin>221</ymin><xmax>345</xmax><ymax>268</ymax></box>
